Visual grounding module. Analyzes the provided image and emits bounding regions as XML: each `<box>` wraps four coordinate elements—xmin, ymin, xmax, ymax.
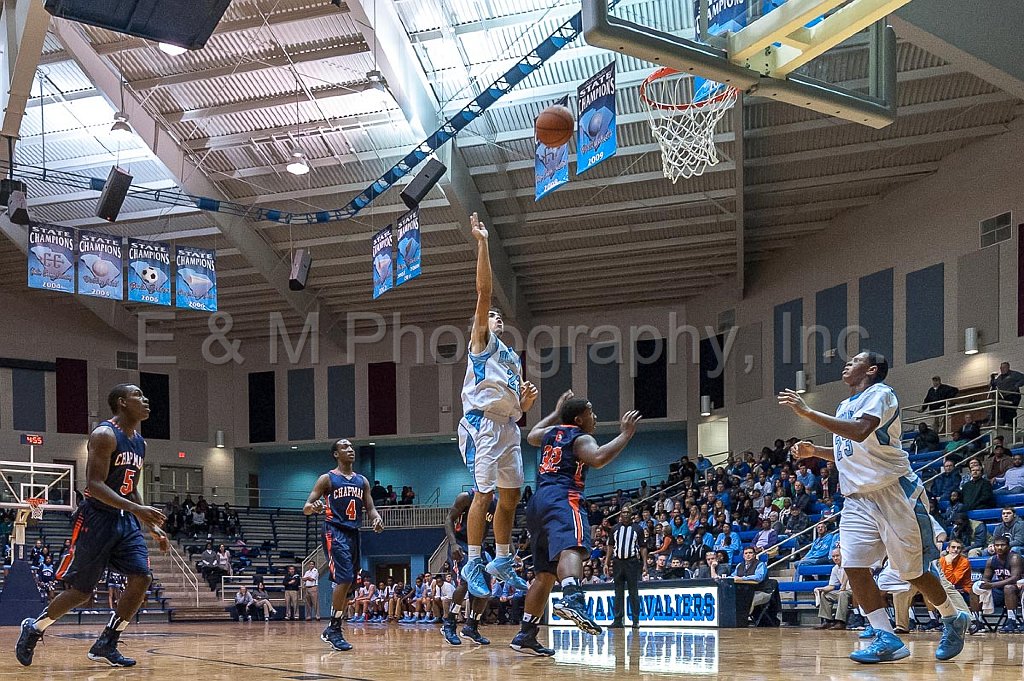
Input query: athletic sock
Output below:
<box><xmin>934</xmin><ymin>598</ymin><xmax>956</xmax><ymax>618</ymax></box>
<box><xmin>32</xmin><ymin>612</ymin><xmax>55</xmax><ymax>632</ymax></box>
<box><xmin>468</xmin><ymin>546</ymin><xmax>482</xmax><ymax>561</ymax></box>
<box><xmin>521</xmin><ymin>612</ymin><xmax>540</xmax><ymax>633</ymax></box>
<box><xmin>496</xmin><ymin>544</ymin><xmax>510</xmax><ymax>558</ymax></box>
<box><xmin>1009</xmin><ymin>610</ymin><xmax>1019</xmax><ymax>622</ymax></box>
<box><xmin>561</xmin><ymin>576</ymin><xmax>580</xmax><ymax>589</ymax></box>
<box><xmin>865</xmin><ymin>609</ymin><xmax>894</xmax><ymax>634</ymax></box>
<box><xmin>331</xmin><ymin>610</ymin><xmax>344</xmax><ymax>629</ymax></box>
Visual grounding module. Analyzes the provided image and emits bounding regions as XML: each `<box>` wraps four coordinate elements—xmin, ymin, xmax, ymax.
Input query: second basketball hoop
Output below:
<box><xmin>639</xmin><ymin>67</ymin><xmax>739</xmax><ymax>183</ymax></box>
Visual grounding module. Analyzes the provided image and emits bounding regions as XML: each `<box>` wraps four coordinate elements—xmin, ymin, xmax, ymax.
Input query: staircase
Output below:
<box><xmin>147</xmin><ymin>540</ymin><xmax>230</xmax><ymax>621</ymax></box>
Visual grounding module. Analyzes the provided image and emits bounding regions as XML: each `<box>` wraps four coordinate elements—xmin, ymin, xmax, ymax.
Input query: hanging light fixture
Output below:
<box><xmin>286</xmin><ymin>150</ymin><xmax>310</xmax><ymax>175</ymax></box>
<box><xmin>215</xmin><ymin>430</ymin><xmax>225</xmax><ymax>448</ymax></box>
<box><xmin>795</xmin><ymin>370</ymin><xmax>808</xmax><ymax>394</ymax></box>
<box><xmin>700</xmin><ymin>395</ymin><xmax>712</xmax><ymax>417</ymax></box>
<box><xmin>158</xmin><ymin>42</ymin><xmax>188</xmax><ymax>56</ymax></box>
<box><xmin>964</xmin><ymin>327</ymin><xmax>979</xmax><ymax>355</ymax></box>
<box><xmin>110</xmin><ymin>76</ymin><xmax>132</xmax><ymax>138</ymax></box>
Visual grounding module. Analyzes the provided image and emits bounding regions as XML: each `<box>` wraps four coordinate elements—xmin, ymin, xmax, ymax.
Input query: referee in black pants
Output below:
<box><xmin>606</xmin><ymin>506</ymin><xmax>642</xmax><ymax>628</ymax></box>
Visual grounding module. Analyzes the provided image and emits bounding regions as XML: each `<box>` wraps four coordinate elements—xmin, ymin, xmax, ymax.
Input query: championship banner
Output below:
<box><xmin>371</xmin><ymin>225</ymin><xmax>394</xmax><ymax>299</ymax></box>
<box><xmin>395</xmin><ymin>208</ymin><xmax>422</xmax><ymax>286</ymax></box>
<box><xmin>127</xmin><ymin>238</ymin><xmax>171</xmax><ymax>306</ymax></box>
<box><xmin>175</xmin><ymin>245</ymin><xmax>218</xmax><ymax>312</ymax></box>
<box><xmin>576</xmin><ymin>62</ymin><xmax>617</xmax><ymax>175</ymax></box>
<box><xmin>77</xmin><ymin>231</ymin><xmax>123</xmax><ymax>300</ymax></box>
<box><xmin>536</xmin><ymin>95</ymin><xmax>571</xmax><ymax>201</ymax></box>
<box><xmin>27</xmin><ymin>224</ymin><xmax>75</xmax><ymax>293</ymax></box>
<box><xmin>695</xmin><ymin>0</ymin><xmax>749</xmax><ymax>36</ymax></box>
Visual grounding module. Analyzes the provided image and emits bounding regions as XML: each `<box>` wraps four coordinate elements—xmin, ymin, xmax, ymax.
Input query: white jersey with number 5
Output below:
<box><xmin>833</xmin><ymin>382</ymin><xmax>910</xmax><ymax>494</ymax></box>
<box><xmin>462</xmin><ymin>332</ymin><xmax>523</xmax><ymax>420</ymax></box>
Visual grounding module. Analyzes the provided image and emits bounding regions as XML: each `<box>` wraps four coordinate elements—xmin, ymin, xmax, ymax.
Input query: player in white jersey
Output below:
<box><xmin>459</xmin><ymin>212</ymin><xmax>538</xmax><ymax>599</ymax></box>
<box><xmin>779</xmin><ymin>351</ymin><xmax>968</xmax><ymax>664</ymax></box>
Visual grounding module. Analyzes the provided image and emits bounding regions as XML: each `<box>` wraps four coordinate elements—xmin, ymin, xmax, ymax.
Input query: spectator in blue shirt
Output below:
<box><xmin>797</xmin><ymin>521</ymin><xmax>840</xmax><ymax>567</ymax></box>
<box><xmin>696</xmin><ymin>454</ymin><xmax>712</xmax><ymax>476</ymax></box>
<box><xmin>795</xmin><ymin>463</ymin><xmax>819</xmax><ymax>495</ymax></box>
<box><xmin>733</xmin><ymin>546</ymin><xmax>772</xmax><ymax>615</ymax></box>
<box><xmin>713</xmin><ymin>523</ymin><xmax>741</xmax><ymax>562</ymax></box>
<box><xmin>929</xmin><ymin>457</ymin><xmax>962</xmax><ymax>502</ymax></box>
<box><xmin>714</xmin><ymin>482</ymin><xmax>731</xmax><ymax>509</ymax></box>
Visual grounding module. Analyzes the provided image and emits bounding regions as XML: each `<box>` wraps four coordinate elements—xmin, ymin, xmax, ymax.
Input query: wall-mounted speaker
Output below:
<box><xmin>95</xmin><ymin>166</ymin><xmax>133</xmax><ymax>222</ymax></box>
<box><xmin>400</xmin><ymin>158</ymin><xmax>446</xmax><ymax>209</ymax></box>
<box><xmin>7</xmin><ymin>189</ymin><xmax>29</xmax><ymax>225</ymax></box>
<box><xmin>289</xmin><ymin>248</ymin><xmax>312</xmax><ymax>291</ymax></box>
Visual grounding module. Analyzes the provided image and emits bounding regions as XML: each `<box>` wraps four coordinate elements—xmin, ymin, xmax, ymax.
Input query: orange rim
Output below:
<box><xmin>639</xmin><ymin>67</ymin><xmax>739</xmax><ymax>111</ymax></box>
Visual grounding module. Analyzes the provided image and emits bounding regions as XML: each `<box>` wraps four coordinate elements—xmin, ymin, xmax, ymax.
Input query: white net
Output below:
<box><xmin>27</xmin><ymin>498</ymin><xmax>46</xmax><ymax>520</ymax></box>
<box><xmin>640</xmin><ymin>68</ymin><xmax>739</xmax><ymax>183</ymax></box>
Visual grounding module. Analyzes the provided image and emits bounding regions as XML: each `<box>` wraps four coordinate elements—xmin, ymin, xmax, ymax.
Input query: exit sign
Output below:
<box><xmin>20</xmin><ymin>433</ymin><xmax>44</xmax><ymax>446</ymax></box>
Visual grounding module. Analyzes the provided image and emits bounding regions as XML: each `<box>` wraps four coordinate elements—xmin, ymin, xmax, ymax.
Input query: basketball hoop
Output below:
<box><xmin>26</xmin><ymin>497</ymin><xmax>46</xmax><ymax>521</ymax></box>
<box><xmin>639</xmin><ymin>67</ymin><xmax>739</xmax><ymax>182</ymax></box>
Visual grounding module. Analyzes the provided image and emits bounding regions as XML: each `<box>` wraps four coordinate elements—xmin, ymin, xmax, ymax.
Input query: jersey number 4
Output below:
<box><xmin>539</xmin><ymin>445</ymin><xmax>563</xmax><ymax>474</ymax></box>
<box><xmin>345</xmin><ymin>499</ymin><xmax>358</xmax><ymax>521</ymax></box>
<box><xmin>119</xmin><ymin>469</ymin><xmax>136</xmax><ymax>495</ymax></box>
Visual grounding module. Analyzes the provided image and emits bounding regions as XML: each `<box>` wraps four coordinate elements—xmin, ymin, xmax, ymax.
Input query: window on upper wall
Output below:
<box><xmin>980</xmin><ymin>212</ymin><xmax>1011</xmax><ymax>248</ymax></box>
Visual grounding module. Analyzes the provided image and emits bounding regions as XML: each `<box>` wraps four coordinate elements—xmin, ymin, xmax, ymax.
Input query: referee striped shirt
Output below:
<box><xmin>612</xmin><ymin>523</ymin><xmax>640</xmax><ymax>560</ymax></box>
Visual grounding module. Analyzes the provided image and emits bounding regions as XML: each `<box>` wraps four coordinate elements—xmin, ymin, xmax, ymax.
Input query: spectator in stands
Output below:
<box><xmin>400</xmin><ymin>486</ymin><xmax>416</xmax><ymax>505</ymax></box>
<box><xmin>696</xmin><ymin>454</ymin><xmax>712</xmax><ymax>476</ymax></box>
<box><xmin>637</xmin><ymin>480</ymin><xmax>650</xmax><ymax>502</ymax></box>
<box><xmin>929</xmin><ymin>457</ymin><xmax>962</xmax><ymax>502</ymax></box>
<box><xmin>813</xmin><ymin>548</ymin><xmax>850</xmax><ymax>630</ymax></box>
<box><xmin>943</xmin><ymin>490</ymin><xmax>965</xmax><ymax>528</ymax></box>
<box><xmin>970</xmin><ymin>536</ymin><xmax>1024</xmax><ymax>633</ymax></box>
<box><xmin>197</xmin><ymin>542</ymin><xmax>224</xmax><ymax>591</ymax></box>
<box><xmin>234</xmin><ymin>586</ymin><xmax>254</xmax><ymax>622</ymax></box>
<box><xmin>991</xmin><ymin>362</ymin><xmax>1024</xmax><ymax>427</ymax></box>
<box><xmin>961</xmin><ymin>458</ymin><xmax>997</xmax><ymax>511</ymax></box>
<box><xmin>795</xmin><ymin>464</ymin><xmax>818</xmax><ymax>495</ymax></box>
<box><xmin>991</xmin><ymin>507</ymin><xmax>1024</xmax><ymax>554</ymax></box>
<box><xmin>302</xmin><ymin>562</ymin><xmax>320</xmax><ymax>621</ymax></box>
<box><xmin>821</xmin><ymin>461</ymin><xmax>839</xmax><ymax>502</ymax></box>
<box><xmin>771</xmin><ymin>439</ymin><xmax>788</xmax><ymax>466</ymax></box>
<box><xmin>252</xmin><ymin>580</ymin><xmax>277</xmax><ymax>620</ymax></box>
<box><xmin>950</xmin><ymin>513</ymin><xmax>988</xmax><ymax>557</ymax></box>
<box><xmin>753</xmin><ymin>519</ymin><xmax>777</xmax><ymax>552</ymax></box>
<box><xmin>736</xmin><ymin>499</ymin><xmax>759</xmax><ymax>530</ymax></box>
<box><xmin>283</xmin><ymin>565</ymin><xmax>300</xmax><ymax>620</ymax></box>
<box><xmin>216</xmin><ymin>543</ymin><xmax>233</xmax><ymax>578</ymax></box>
<box><xmin>105</xmin><ymin>570</ymin><xmax>125</xmax><ymax>610</ymax></box>
<box><xmin>993</xmin><ymin>452</ymin><xmax>1024</xmax><ymax>494</ymax></box>
<box><xmin>791</xmin><ymin>481</ymin><xmax>814</xmax><ymax>514</ymax></box>
<box><xmin>182</xmin><ymin>494</ymin><xmax>195</xmax><ymax>513</ymax></box>
<box><xmin>785</xmin><ymin>506</ymin><xmax>811</xmax><ymax>545</ymax></box>
<box><xmin>734</xmin><ymin>546</ymin><xmax>775</xmax><ymax>620</ymax></box>
<box><xmin>957</xmin><ymin>413</ymin><xmax>981</xmax><ymax>446</ymax></box>
<box><xmin>370</xmin><ymin>480</ymin><xmax>387</xmax><ymax>506</ymax></box>
<box><xmin>713</xmin><ymin>523</ymin><xmax>741</xmax><ymax>562</ymax></box>
<box><xmin>988</xmin><ymin>446</ymin><xmax>1014</xmax><ymax>482</ymax></box>
<box><xmin>37</xmin><ymin>555</ymin><xmax>56</xmax><ymax>600</ymax></box>
<box><xmin>689</xmin><ymin>551</ymin><xmax>716</xmax><ymax>580</ymax></box>
<box><xmin>384</xmin><ymin>485</ymin><xmax>397</xmax><ymax>505</ymax></box>
<box><xmin>521</xmin><ymin>485</ymin><xmax>533</xmax><ymax>507</ymax></box>
<box><xmin>914</xmin><ymin>423</ymin><xmax>942</xmax><ymax>453</ymax></box>
<box><xmin>225</xmin><ymin>508</ymin><xmax>240</xmax><ymax>539</ymax></box>
<box><xmin>711</xmin><ymin>550</ymin><xmax>731</xmax><ymax>578</ymax></box>
<box><xmin>799</xmin><ymin>521</ymin><xmax>839</xmax><ymax>567</ymax></box>
<box><xmin>938</xmin><ymin>540</ymin><xmax>973</xmax><ymax>624</ymax></box>
<box><xmin>924</xmin><ymin>376</ymin><xmax>959</xmax><ymax>432</ymax></box>
<box><xmin>196</xmin><ymin>494</ymin><xmax>210</xmax><ymax>514</ymax></box>
<box><xmin>190</xmin><ymin>506</ymin><xmax>207</xmax><ymax>538</ymax></box>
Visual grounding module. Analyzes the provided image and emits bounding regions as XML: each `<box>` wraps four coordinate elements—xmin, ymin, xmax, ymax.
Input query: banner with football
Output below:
<box><xmin>77</xmin><ymin>231</ymin><xmax>123</xmax><ymax>300</ymax></box>
<box><xmin>175</xmin><ymin>245</ymin><xmax>218</xmax><ymax>312</ymax></box>
<box><xmin>127</xmin><ymin>238</ymin><xmax>172</xmax><ymax>306</ymax></box>
<box><xmin>395</xmin><ymin>208</ymin><xmax>422</xmax><ymax>286</ymax></box>
<box><xmin>27</xmin><ymin>224</ymin><xmax>75</xmax><ymax>293</ymax></box>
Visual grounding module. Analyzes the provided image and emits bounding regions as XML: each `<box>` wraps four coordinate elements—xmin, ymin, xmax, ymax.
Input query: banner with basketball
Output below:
<box><xmin>27</xmin><ymin>224</ymin><xmax>75</xmax><ymax>294</ymax></box>
<box><xmin>127</xmin><ymin>238</ymin><xmax>172</xmax><ymax>306</ymax></box>
<box><xmin>577</xmin><ymin>62</ymin><xmax>617</xmax><ymax>175</ymax></box>
<box><xmin>535</xmin><ymin>97</ymin><xmax>571</xmax><ymax>201</ymax></box>
<box><xmin>175</xmin><ymin>245</ymin><xmax>218</xmax><ymax>312</ymax></box>
<box><xmin>372</xmin><ymin>225</ymin><xmax>394</xmax><ymax>299</ymax></box>
<box><xmin>76</xmin><ymin>231</ymin><xmax>123</xmax><ymax>300</ymax></box>
<box><xmin>395</xmin><ymin>208</ymin><xmax>421</xmax><ymax>286</ymax></box>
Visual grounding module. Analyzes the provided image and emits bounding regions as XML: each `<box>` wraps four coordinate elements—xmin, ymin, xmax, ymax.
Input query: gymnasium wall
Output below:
<box><xmin>681</xmin><ymin>122</ymin><xmax>1024</xmax><ymax>455</ymax></box>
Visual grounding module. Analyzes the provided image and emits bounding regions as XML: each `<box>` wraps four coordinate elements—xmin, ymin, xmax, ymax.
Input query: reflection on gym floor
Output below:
<box><xmin>548</xmin><ymin>627</ymin><xmax>719</xmax><ymax>674</ymax></box>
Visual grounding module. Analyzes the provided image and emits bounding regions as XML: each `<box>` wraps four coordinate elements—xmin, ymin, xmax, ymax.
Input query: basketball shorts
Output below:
<box><xmin>56</xmin><ymin>498</ymin><xmax>151</xmax><ymax>593</ymax></box>
<box><xmin>840</xmin><ymin>474</ymin><xmax>937</xmax><ymax>581</ymax></box>
<box><xmin>458</xmin><ymin>410</ymin><xmax>523</xmax><ymax>493</ymax></box>
<box><xmin>324</xmin><ymin>525</ymin><xmax>360</xmax><ymax>585</ymax></box>
<box><xmin>526</xmin><ymin>488</ymin><xmax>590</xmax><ymax>576</ymax></box>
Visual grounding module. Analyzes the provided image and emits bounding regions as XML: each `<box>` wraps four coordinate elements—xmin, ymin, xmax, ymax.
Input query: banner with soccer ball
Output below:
<box><xmin>127</xmin><ymin>238</ymin><xmax>172</xmax><ymax>306</ymax></box>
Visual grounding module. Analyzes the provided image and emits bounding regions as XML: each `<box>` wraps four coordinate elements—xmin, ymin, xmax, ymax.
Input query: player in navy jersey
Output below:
<box><xmin>510</xmin><ymin>392</ymin><xmax>641</xmax><ymax>656</ymax></box>
<box><xmin>441</xmin><ymin>489</ymin><xmax>498</xmax><ymax>645</ymax></box>
<box><xmin>16</xmin><ymin>384</ymin><xmax>169</xmax><ymax>668</ymax></box>
<box><xmin>303</xmin><ymin>439</ymin><xmax>383</xmax><ymax>651</ymax></box>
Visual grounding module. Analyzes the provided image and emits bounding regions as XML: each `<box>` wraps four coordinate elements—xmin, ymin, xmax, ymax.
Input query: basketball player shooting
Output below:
<box><xmin>16</xmin><ymin>384</ymin><xmax>169</xmax><ymax>668</ymax></box>
<box><xmin>303</xmin><ymin>439</ymin><xmax>383</xmax><ymax>652</ymax></box>
<box><xmin>778</xmin><ymin>351</ymin><xmax>969</xmax><ymax>663</ymax></box>
<box><xmin>458</xmin><ymin>212</ymin><xmax>538</xmax><ymax>599</ymax></box>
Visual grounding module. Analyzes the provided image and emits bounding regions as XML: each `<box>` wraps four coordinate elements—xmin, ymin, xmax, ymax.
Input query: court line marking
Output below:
<box><xmin>145</xmin><ymin>648</ymin><xmax>377</xmax><ymax>680</ymax></box>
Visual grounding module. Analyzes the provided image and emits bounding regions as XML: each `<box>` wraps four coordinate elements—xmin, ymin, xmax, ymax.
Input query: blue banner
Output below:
<box><xmin>372</xmin><ymin>225</ymin><xmax>394</xmax><ymax>299</ymax></box>
<box><xmin>535</xmin><ymin>141</ymin><xmax>569</xmax><ymax>201</ymax></box>
<box><xmin>127</xmin><ymin>238</ymin><xmax>172</xmax><ymax>306</ymax></box>
<box><xmin>77</xmin><ymin>231</ymin><xmax>123</xmax><ymax>300</ymax></box>
<box><xmin>695</xmin><ymin>0</ymin><xmax>750</xmax><ymax>36</ymax></box>
<box><xmin>175</xmin><ymin>245</ymin><xmax>218</xmax><ymax>312</ymax></box>
<box><xmin>27</xmin><ymin>224</ymin><xmax>75</xmax><ymax>294</ymax></box>
<box><xmin>395</xmin><ymin>208</ymin><xmax>421</xmax><ymax>286</ymax></box>
<box><xmin>577</xmin><ymin>62</ymin><xmax>617</xmax><ymax>175</ymax></box>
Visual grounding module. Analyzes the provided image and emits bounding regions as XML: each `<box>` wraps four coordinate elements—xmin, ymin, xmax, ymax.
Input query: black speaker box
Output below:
<box><xmin>95</xmin><ymin>166</ymin><xmax>133</xmax><ymax>222</ymax></box>
<box><xmin>289</xmin><ymin>248</ymin><xmax>312</xmax><ymax>291</ymax></box>
<box><xmin>0</xmin><ymin>178</ymin><xmax>27</xmax><ymax>207</ymax></box>
<box><xmin>44</xmin><ymin>0</ymin><xmax>231</xmax><ymax>50</ymax></box>
<box><xmin>400</xmin><ymin>158</ymin><xmax>446</xmax><ymax>209</ymax></box>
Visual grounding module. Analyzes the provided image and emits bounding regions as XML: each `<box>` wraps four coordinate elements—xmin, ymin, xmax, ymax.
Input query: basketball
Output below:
<box><xmin>535</xmin><ymin>105</ymin><xmax>575</xmax><ymax>147</ymax></box>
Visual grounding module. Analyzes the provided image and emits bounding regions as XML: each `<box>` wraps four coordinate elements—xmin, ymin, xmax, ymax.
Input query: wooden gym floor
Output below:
<box><xmin>0</xmin><ymin>621</ymin><xmax>1021</xmax><ymax>680</ymax></box>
